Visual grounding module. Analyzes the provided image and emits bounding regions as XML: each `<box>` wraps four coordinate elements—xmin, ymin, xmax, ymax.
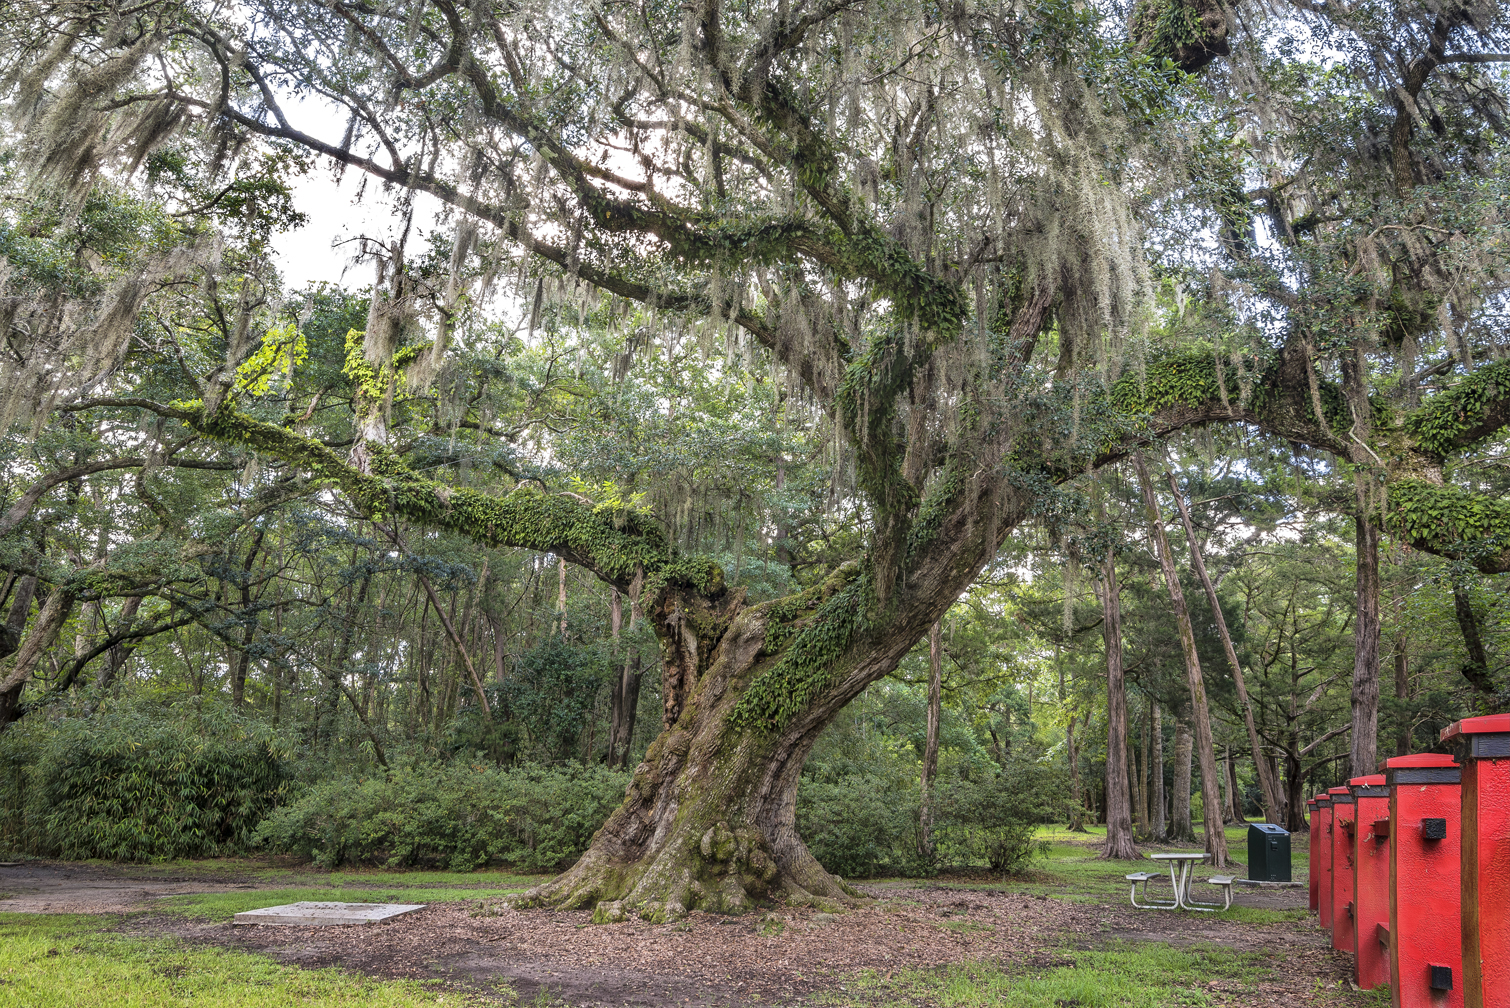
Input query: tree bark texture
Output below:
<box><xmin>1151</xmin><ymin>701</ymin><xmax>1165</xmax><ymax>839</ymax></box>
<box><xmin>1096</xmin><ymin>550</ymin><xmax>1140</xmax><ymax>860</ymax></box>
<box><xmin>514</xmin><ymin>528</ymin><xmax>998</xmax><ymax>921</ymax></box>
<box><xmin>919</xmin><ymin>620</ymin><xmax>943</xmax><ymax>858</ymax></box>
<box><xmin>1171</xmin><ymin>714</ymin><xmax>1196</xmax><ymax>841</ymax></box>
<box><xmin>1135</xmin><ymin>705</ymin><xmax>1151</xmax><ymax>835</ymax></box>
<box><xmin>1451</xmin><ymin>580</ymin><xmax>1496</xmax><ymax>698</ymax></box>
<box><xmin>229</xmin><ymin>527</ymin><xmax>266</xmax><ymax>708</ymax></box>
<box><xmin>1350</xmin><ymin>502</ymin><xmax>1381</xmax><ymax>779</ymax></box>
<box><xmin>1133</xmin><ymin>454</ymin><xmax>1226</xmax><ymax>866</ymax></box>
<box><xmin>1225</xmin><ymin>747</ymin><xmax>1244</xmax><ymax>821</ymax></box>
<box><xmin>1167</xmin><ymin>471</ymin><xmax>1282</xmax><ymax>823</ymax></box>
<box><xmin>0</xmin><ymin>583</ymin><xmax>77</xmax><ymax>727</ymax></box>
<box><xmin>609</xmin><ymin>588</ymin><xmax>646</xmax><ymax>768</ymax></box>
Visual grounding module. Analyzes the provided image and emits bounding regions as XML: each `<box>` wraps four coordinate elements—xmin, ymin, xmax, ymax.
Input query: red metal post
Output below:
<box><xmin>1440</xmin><ymin>713</ymin><xmax>1510</xmax><ymax>1008</ymax></box>
<box><xmin>1387</xmin><ymin>753</ymin><xmax>1463</xmax><ymax>1008</ymax></box>
<box><xmin>1331</xmin><ymin>785</ymin><xmax>1358</xmax><ymax>953</ymax></box>
<box><xmin>1352</xmin><ymin>773</ymin><xmax>1391</xmax><ymax>990</ymax></box>
<box><xmin>1308</xmin><ymin>797</ymin><xmax>1321</xmax><ymax>913</ymax></box>
<box><xmin>1316</xmin><ymin>793</ymin><xmax>1335</xmax><ymax>930</ymax></box>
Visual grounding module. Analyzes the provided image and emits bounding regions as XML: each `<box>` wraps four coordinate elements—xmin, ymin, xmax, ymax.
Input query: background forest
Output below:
<box><xmin>0</xmin><ymin>0</ymin><xmax>1507</xmax><ymax>886</ymax></box>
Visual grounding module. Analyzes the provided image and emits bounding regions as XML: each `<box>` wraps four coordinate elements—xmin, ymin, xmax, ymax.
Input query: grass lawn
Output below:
<box><xmin>813</xmin><ymin>944</ymin><xmax>1274</xmax><ymax>1008</ymax></box>
<box><xmin>0</xmin><ymin>914</ymin><xmax>495</xmax><ymax>1007</ymax></box>
<box><xmin>888</xmin><ymin>822</ymin><xmax>1313</xmax><ymax>926</ymax></box>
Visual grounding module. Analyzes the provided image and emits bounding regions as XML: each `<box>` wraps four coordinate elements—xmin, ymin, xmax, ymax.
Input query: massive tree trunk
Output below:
<box><xmin>515</xmin><ymin>567</ymin><xmax>963</xmax><ymax>921</ymax></box>
<box><xmin>1096</xmin><ymin>548</ymin><xmax>1140</xmax><ymax>860</ymax></box>
<box><xmin>1133</xmin><ymin>454</ymin><xmax>1227</xmax><ymax>866</ymax></box>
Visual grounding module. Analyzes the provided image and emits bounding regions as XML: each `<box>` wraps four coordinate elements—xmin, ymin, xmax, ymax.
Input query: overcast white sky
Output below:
<box><xmin>265</xmin><ymin>94</ymin><xmax>445</xmax><ymax>291</ymax></box>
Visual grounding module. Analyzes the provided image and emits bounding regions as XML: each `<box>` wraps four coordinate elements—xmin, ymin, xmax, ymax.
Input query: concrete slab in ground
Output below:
<box><xmin>233</xmin><ymin>902</ymin><xmax>426</xmax><ymax>926</ymax></box>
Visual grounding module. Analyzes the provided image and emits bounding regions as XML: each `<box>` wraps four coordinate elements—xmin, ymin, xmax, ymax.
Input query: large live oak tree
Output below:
<box><xmin>2</xmin><ymin>0</ymin><xmax>1508</xmax><ymax>919</ymax></box>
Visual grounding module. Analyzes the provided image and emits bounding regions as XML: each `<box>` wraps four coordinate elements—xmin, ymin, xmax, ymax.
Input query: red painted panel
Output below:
<box><xmin>1440</xmin><ymin>718</ymin><xmax>1510</xmax><ymax>1008</ymax></box>
<box><xmin>1387</xmin><ymin>753</ymin><xmax>1462</xmax><ymax>1008</ymax></box>
<box><xmin>1441</xmin><ymin>714</ymin><xmax>1510</xmax><ymax>737</ymax></box>
<box><xmin>1316</xmin><ymin>795</ymin><xmax>1335</xmax><ymax>930</ymax></box>
<box><xmin>1352</xmin><ymin>774</ymin><xmax>1391</xmax><ymax>990</ymax></box>
<box><xmin>1331</xmin><ymin>786</ymin><xmax>1358</xmax><ymax>953</ymax></box>
<box><xmin>1309</xmin><ymin>798</ymin><xmax>1321</xmax><ymax>913</ymax></box>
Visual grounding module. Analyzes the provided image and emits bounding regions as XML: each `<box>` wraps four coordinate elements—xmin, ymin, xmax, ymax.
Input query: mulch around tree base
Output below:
<box><xmin>145</xmin><ymin>884</ymin><xmax>1371</xmax><ymax>1007</ymax></box>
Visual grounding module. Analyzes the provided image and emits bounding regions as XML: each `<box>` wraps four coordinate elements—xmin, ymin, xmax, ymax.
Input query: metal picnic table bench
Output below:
<box><xmin>1127</xmin><ymin>852</ymin><xmax>1235</xmax><ymax>911</ymax></box>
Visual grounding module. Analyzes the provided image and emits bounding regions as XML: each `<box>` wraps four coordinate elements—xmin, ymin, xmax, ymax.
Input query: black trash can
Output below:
<box><xmin>1249</xmin><ymin>822</ymin><xmax>1291</xmax><ymax>881</ymax></box>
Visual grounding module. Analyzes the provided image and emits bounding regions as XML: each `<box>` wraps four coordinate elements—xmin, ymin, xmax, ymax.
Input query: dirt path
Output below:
<box><xmin>0</xmin><ymin>861</ymin><xmax>258</xmax><ymax>914</ymax></box>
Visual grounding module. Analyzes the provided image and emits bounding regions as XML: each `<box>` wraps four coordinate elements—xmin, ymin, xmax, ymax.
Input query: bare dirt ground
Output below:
<box><xmin>0</xmin><ymin>860</ymin><xmax>259</xmax><ymax>913</ymax></box>
<box><xmin>152</xmin><ymin>882</ymin><xmax>1356</xmax><ymax>1007</ymax></box>
<box><xmin>3</xmin><ymin>858</ymin><xmax>1365</xmax><ymax>1007</ymax></box>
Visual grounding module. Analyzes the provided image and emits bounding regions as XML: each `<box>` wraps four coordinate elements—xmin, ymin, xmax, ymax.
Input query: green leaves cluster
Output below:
<box><xmin>1404</xmin><ymin>359</ymin><xmax>1510</xmax><ymax>457</ymax></box>
<box><xmin>1385</xmin><ymin>479</ymin><xmax>1510</xmax><ymax>557</ymax></box>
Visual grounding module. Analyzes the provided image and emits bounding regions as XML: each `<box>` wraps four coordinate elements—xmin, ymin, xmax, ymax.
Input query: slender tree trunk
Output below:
<box><xmin>1096</xmin><ymin>548</ymin><xmax>1140</xmax><ymax>859</ymax></box>
<box><xmin>230</xmin><ymin>527</ymin><xmax>266</xmax><ymax>708</ymax></box>
<box><xmin>1066</xmin><ymin>709</ymin><xmax>1087</xmax><ymax>832</ymax></box>
<box><xmin>1451</xmin><ymin>580</ymin><xmax>1496</xmax><ymax>700</ymax></box>
<box><xmin>0</xmin><ymin>583</ymin><xmax>77</xmax><ymax>727</ymax></box>
<box><xmin>558</xmin><ymin>555</ymin><xmax>568</xmax><ymax>640</ymax></box>
<box><xmin>919</xmin><ymin>620</ymin><xmax>943</xmax><ymax>858</ymax></box>
<box><xmin>1167</xmin><ymin>471</ymin><xmax>1282</xmax><ymax>823</ymax></box>
<box><xmin>1171</xmin><ymin>713</ymin><xmax>1196</xmax><ymax>842</ymax></box>
<box><xmin>0</xmin><ymin>576</ymin><xmax>38</xmax><ymax>662</ymax></box>
<box><xmin>1284</xmin><ymin>746</ymin><xmax>1309</xmax><ymax>831</ymax></box>
<box><xmin>1133</xmin><ymin>454</ymin><xmax>1226</xmax><ymax>866</ymax></box>
<box><xmin>1350</xmin><ymin>490</ymin><xmax>1381</xmax><ymax>779</ymax></box>
<box><xmin>609</xmin><ymin>588</ymin><xmax>646</xmax><ymax>768</ymax></box>
<box><xmin>1151</xmin><ymin>701</ymin><xmax>1165</xmax><ymax>840</ymax></box>
<box><xmin>384</xmin><ymin>523</ymin><xmax>494</xmax><ymax>721</ymax></box>
<box><xmin>1133</xmin><ymin>703</ymin><xmax>1150</xmax><ymax>836</ymax></box>
<box><xmin>1393</xmin><ymin>628</ymin><xmax>1412</xmax><ymax>757</ymax></box>
<box><xmin>1226</xmin><ymin>747</ymin><xmax>1244</xmax><ymax>822</ymax></box>
<box><xmin>95</xmin><ymin>595</ymin><xmax>144</xmax><ymax>693</ymax></box>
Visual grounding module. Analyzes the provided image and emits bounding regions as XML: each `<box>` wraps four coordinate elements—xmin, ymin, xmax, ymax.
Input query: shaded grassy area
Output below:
<box><xmin>813</xmin><ymin>943</ymin><xmax>1273</xmax><ymax>1008</ymax></box>
<box><xmin>0</xmin><ymin>914</ymin><xmax>496</xmax><ymax>1007</ymax></box>
<box><xmin>889</xmin><ymin>823</ymin><xmax>1312</xmax><ymax>925</ymax></box>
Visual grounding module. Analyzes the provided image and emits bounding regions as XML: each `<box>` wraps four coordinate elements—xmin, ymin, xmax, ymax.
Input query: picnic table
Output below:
<box><xmin>1126</xmin><ymin>852</ymin><xmax>1235</xmax><ymax>911</ymax></box>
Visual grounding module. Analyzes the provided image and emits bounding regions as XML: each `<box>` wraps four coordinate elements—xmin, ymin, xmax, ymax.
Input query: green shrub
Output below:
<box><xmin>796</xmin><ymin>773</ymin><xmax>926</xmax><ymax>878</ymax></box>
<box><xmin>252</xmin><ymin>761</ymin><xmax>628</xmax><ymax>871</ymax></box>
<box><xmin>0</xmin><ymin>701</ymin><xmax>288</xmax><ymax>860</ymax></box>
<box><xmin>796</xmin><ymin>747</ymin><xmax>1068</xmax><ymax>879</ymax></box>
<box><xmin>931</xmin><ymin>751</ymin><xmax>1067</xmax><ymax>874</ymax></box>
